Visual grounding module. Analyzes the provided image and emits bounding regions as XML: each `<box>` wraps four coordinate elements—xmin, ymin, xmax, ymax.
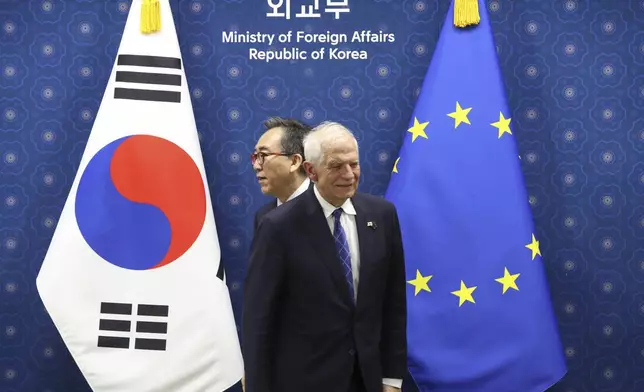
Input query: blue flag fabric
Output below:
<box><xmin>384</xmin><ymin>1</ymin><xmax>567</xmax><ymax>391</ymax></box>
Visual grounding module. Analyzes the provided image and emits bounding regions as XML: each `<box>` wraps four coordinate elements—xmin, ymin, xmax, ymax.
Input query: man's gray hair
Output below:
<box><xmin>303</xmin><ymin>121</ymin><xmax>359</xmax><ymax>166</ymax></box>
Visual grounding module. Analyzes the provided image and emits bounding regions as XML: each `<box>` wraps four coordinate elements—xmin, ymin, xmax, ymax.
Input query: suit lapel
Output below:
<box><xmin>352</xmin><ymin>195</ymin><xmax>375</xmax><ymax>306</ymax></box>
<box><xmin>301</xmin><ymin>187</ymin><xmax>354</xmax><ymax>308</ymax></box>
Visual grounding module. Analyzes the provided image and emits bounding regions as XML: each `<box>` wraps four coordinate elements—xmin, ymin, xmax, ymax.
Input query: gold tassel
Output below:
<box><xmin>140</xmin><ymin>0</ymin><xmax>161</xmax><ymax>34</ymax></box>
<box><xmin>453</xmin><ymin>0</ymin><xmax>480</xmax><ymax>28</ymax></box>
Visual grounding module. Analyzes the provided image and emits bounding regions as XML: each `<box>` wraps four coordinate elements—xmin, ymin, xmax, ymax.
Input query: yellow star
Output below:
<box><xmin>495</xmin><ymin>267</ymin><xmax>520</xmax><ymax>294</ymax></box>
<box><xmin>491</xmin><ymin>112</ymin><xmax>512</xmax><ymax>138</ymax></box>
<box><xmin>407</xmin><ymin>269</ymin><xmax>432</xmax><ymax>296</ymax></box>
<box><xmin>447</xmin><ymin>101</ymin><xmax>472</xmax><ymax>129</ymax></box>
<box><xmin>525</xmin><ymin>233</ymin><xmax>541</xmax><ymax>260</ymax></box>
<box><xmin>451</xmin><ymin>280</ymin><xmax>477</xmax><ymax>307</ymax></box>
<box><xmin>392</xmin><ymin>157</ymin><xmax>400</xmax><ymax>173</ymax></box>
<box><xmin>407</xmin><ymin>117</ymin><xmax>429</xmax><ymax>142</ymax></box>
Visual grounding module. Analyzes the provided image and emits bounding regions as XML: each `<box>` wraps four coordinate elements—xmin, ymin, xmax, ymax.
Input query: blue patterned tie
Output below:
<box><xmin>332</xmin><ymin>208</ymin><xmax>354</xmax><ymax>301</ymax></box>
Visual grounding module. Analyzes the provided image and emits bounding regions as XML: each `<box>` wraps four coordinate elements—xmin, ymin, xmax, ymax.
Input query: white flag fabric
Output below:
<box><xmin>35</xmin><ymin>1</ymin><xmax>244</xmax><ymax>391</ymax></box>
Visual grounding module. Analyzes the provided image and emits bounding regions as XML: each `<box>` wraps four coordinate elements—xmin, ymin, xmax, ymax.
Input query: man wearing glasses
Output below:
<box><xmin>243</xmin><ymin>117</ymin><xmax>312</xmax><ymax>392</ymax></box>
<box><xmin>251</xmin><ymin>117</ymin><xmax>313</xmax><ymax>231</ymax></box>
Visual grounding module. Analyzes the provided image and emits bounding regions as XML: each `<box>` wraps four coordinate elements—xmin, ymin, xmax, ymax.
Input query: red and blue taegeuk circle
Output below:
<box><xmin>75</xmin><ymin>134</ymin><xmax>206</xmax><ymax>270</ymax></box>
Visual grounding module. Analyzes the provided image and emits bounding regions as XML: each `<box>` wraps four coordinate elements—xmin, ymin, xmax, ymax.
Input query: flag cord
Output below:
<box><xmin>141</xmin><ymin>0</ymin><xmax>161</xmax><ymax>34</ymax></box>
<box><xmin>453</xmin><ymin>0</ymin><xmax>481</xmax><ymax>28</ymax></box>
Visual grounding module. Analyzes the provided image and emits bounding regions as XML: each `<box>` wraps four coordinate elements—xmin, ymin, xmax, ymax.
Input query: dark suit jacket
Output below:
<box><xmin>252</xmin><ymin>180</ymin><xmax>314</xmax><ymax>232</ymax></box>
<box><xmin>253</xmin><ymin>199</ymin><xmax>277</xmax><ymax>232</ymax></box>
<box><xmin>242</xmin><ymin>186</ymin><xmax>407</xmax><ymax>392</ymax></box>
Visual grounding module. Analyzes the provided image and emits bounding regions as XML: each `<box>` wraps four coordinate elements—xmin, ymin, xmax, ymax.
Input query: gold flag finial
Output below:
<box><xmin>453</xmin><ymin>0</ymin><xmax>480</xmax><ymax>28</ymax></box>
<box><xmin>140</xmin><ymin>0</ymin><xmax>161</xmax><ymax>34</ymax></box>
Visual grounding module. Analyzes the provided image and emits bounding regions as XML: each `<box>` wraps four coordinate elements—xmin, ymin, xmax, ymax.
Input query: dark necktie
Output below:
<box><xmin>332</xmin><ymin>208</ymin><xmax>354</xmax><ymax>300</ymax></box>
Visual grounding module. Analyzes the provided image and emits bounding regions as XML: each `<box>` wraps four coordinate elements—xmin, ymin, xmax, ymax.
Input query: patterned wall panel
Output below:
<box><xmin>1</xmin><ymin>0</ymin><xmax>643</xmax><ymax>391</ymax></box>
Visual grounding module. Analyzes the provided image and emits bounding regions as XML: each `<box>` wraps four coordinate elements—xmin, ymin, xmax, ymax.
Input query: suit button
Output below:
<box><xmin>348</xmin><ymin>349</ymin><xmax>355</xmax><ymax>356</ymax></box>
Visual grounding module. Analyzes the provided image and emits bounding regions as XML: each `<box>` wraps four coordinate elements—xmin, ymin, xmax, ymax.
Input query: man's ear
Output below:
<box><xmin>303</xmin><ymin>161</ymin><xmax>317</xmax><ymax>182</ymax></box>
<box><xmin>289</xmin><ymin>154</ymin><xmax>303</xmax><ymax>173</ymax></box>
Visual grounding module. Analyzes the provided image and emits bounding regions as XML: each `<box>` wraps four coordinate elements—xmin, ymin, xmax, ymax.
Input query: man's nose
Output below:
<box><xmin>340</xmin><ymin>165</ymin><xmax>354</xmax><ymax>178</ymax></box>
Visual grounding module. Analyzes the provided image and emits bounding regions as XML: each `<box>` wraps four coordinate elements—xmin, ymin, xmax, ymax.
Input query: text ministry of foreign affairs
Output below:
<box><xmin>222</xmin><ymin>30</ymin><xmax>397</xmax><ymax>61</ymax></box>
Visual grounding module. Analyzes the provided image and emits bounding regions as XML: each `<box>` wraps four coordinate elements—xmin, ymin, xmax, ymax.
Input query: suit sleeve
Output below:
<box><xmin>249</xmin><ymin>212</ymin><xmax>260</xmax><ymax>258</ymax></box>
<box><xmin>252</xmin><ymin>210</ymin><xmax>260</xmax><ymax>232</ymax></box>
<box><xmin>381</xmin><ymin>204</ymin><xmax>407</xmax><ymax>380</ymax></box>
<box><xmin>242</xmin><ymin>217</ymin><xmax>284</xmax><ymax>392</ymax></box>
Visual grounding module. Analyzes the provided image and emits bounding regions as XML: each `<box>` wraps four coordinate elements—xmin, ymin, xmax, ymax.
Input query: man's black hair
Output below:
<box><xmin>263</xmin><ymin>117</ymin><xmax>313</xmax><ymax>173</ymax></box>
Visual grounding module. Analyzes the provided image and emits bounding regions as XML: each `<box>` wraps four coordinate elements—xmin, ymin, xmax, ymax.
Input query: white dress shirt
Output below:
<box><xmin>277</xmin><ymin>177</ymin><xmax>310</xmax><ymax>206</ymax></box>
<box><xmin>312</xmin><ymin>185</ymin><xmax>403</xmax><ymax>390</ymax></box>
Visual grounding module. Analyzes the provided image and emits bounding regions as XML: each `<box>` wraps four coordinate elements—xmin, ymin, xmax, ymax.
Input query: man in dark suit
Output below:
<box><xmin>242</xmin><ymin>121</ymin><xmax>407</xmax><ymax>392</ymax></box>
<box><xmin>251</xmin><ymin>117</ymin><xmax>313</xmax><ymax>231</ymax></box>
<box><xmin>242</xmin><ymin>118</ymin><xmax>314</xmax><ymax>392</ymax></box>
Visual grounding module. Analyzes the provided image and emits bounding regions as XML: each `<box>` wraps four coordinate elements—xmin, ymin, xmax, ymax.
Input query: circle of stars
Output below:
<box><xmin>391</xmin><ymin>96</ymin><xmax>531</xmax><ymax>308</ymax></box>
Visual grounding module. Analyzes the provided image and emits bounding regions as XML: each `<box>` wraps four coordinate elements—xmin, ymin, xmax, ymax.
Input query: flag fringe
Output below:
<box><xmin>140</xmin><ymin>0</ymin><xmax>161</xmax><ymax>34</ymax></box>
<box><xmin>453</xmin><ymin>0</ymin><xmax>480</xmax><ymax>28</ymax></box>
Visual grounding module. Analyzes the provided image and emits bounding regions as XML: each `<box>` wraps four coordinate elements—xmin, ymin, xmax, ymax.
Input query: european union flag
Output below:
<box><xmin>384</xmin><ymin>1</ymin><xmax>567</xmax><ymax>391</ymax></box>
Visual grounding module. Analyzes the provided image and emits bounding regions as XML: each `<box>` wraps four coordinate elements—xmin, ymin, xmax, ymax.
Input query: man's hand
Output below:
<box><xmin>383</xmin><ymin>386</ymin><xmax>400</xmax><ymax>392</ymax></box>
<box><xmin>241</xmin><ymin>375</ymin><xmax>245</xmax><ymax>392</ymax></box>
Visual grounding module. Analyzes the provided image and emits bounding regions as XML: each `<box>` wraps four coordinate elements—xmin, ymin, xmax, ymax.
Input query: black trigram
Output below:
<box><xmin>113</xmin><ymin>54</ymin><xmax>182</xmax><ymax>103</ymax></box>
<box><xmin>97</xmin><ymin>301</ymin><xmax>169</xmax><ymax>351</ymax></box>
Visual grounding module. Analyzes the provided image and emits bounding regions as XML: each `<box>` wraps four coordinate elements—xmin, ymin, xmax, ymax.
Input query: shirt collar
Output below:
<box><xmin>313</xmin><ymin>183</ymin><xmax>356</xmax><ymax>218</ymax></box>
<box><xmin>277</xmin><ymin>177</ymin><xmax>310</xmax><ymax>206</ymax></box>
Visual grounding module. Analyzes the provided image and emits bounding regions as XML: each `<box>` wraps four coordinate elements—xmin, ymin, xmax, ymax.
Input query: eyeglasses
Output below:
<box><xmin>250</xmin><ymin>151</ymin><xmax>291</xmax><ymax>166</ymax></box>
